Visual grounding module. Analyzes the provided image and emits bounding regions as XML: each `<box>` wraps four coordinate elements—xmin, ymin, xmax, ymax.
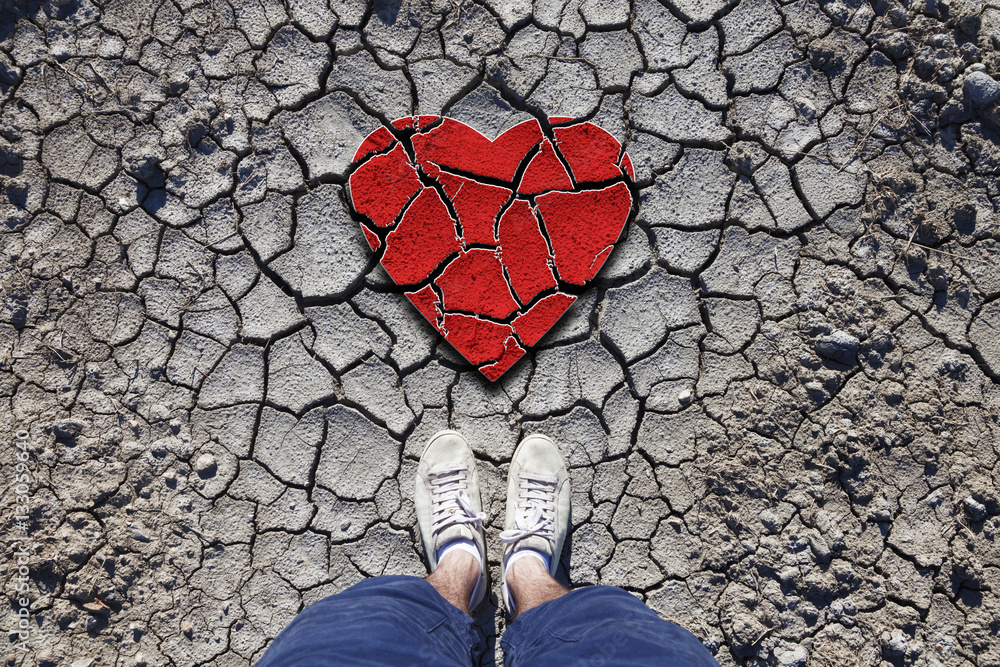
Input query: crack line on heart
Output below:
<box><xmin>424</xmin><ymin>161</ymin><xmax>632</xmax><ymax>196</ymax></box>
<box><xmin>390</xmin><ymin>248</ymin><xmax>463</xmax><ymax>291</ymax></box>
<box><xmin>427</xmin><ymin>280</ymin><xmax>447</xmax><ymax>330</ymax></box>
<box><xmin>411</xmin><ymin>143</ymin><xmax>544</xmax><ymax>192</ymax></box>
<box><xmin>494</xmin><ymin>199</ymin><xmax>535</xmax><ymax>312</ymax></box>
<box><xmin>431</xmin><ymin>272</ymin><xmax>569</xmax><ymax>330</ymax></box>
<box><xmin>359</xmin><ymin>183</ymin><xmax>423</xmax><ymax>245</ymax></box>
<box><xmin>394</xmin><ymin>116</ymin><xmax>444</xmax><ymax>162</ymax></box>
<box><xmin>413</xmin><ymin>161</ymin><xmax>467</xmax><ymax>245</ymax></box>
<box><xmin>516</xmin><ymin>284</ymin><xmax>570</xmax><ymax>314</ymax></box>
<box><xmin>529</xmin><ymin>202</ymin><xmax>560</xmax><ymax>284</ymax></box>
<box><xmin>500</xmin><ymin>257</ymin><xmax>528</xmax><ymax>311</ymax></box>
<box><xmin>437</xmin><ymin>306</ymin><xmax>519</xmax><ymax>327</ymax></box>
<box><xmin>540</xmin><ymin>122</ymin><xmax>580</xmax><ymax>191</ymax></box>
<box><xmin>347</xmin><ymin>137</ymin><xmax>402</xmax><ymax>179</ymax></box>
<box><xmin>491</xmin><ymin>181</ymin><xmax>528</xmax><ymax>243</ymax></box>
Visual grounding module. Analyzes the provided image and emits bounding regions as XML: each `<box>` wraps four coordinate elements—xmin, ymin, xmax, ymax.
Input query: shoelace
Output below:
<box><xmin>429</xmin><ymin>465</ymin><xmax>486</xmax><ymax>538</ymax></box>
<box><xmin>499</xmin><ymin>472</ymin><xmax>559</xmax><ymax>546</ymax></box>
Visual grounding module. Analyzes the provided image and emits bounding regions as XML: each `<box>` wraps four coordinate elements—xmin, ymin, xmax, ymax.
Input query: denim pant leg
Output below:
<box><xmin>257</xmin><ymin>575</ymin><xmax>479</xmax><ymax>667</ymax></box>
<box><xmin>501</xmin><ymin>586</ymin><xmax>719</xmax><ymax>667</ymax></box>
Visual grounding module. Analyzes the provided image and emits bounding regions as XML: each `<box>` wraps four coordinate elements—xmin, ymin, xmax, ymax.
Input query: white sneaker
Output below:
<box><xmin>499</xmin><ymin>434</ymin><xmax>571</xmax><ymax>614</ymax></box>
<box><xmin>414</xmin><ymin>430</ymin><xmax>488</xmax><ymax>609</ymax></box>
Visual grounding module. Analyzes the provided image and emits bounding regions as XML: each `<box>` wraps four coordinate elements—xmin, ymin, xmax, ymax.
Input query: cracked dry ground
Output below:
<box><xmin>3</xmin><ymin>0</ymin><xmax>1000</xmax><ymax>665</ymax></box>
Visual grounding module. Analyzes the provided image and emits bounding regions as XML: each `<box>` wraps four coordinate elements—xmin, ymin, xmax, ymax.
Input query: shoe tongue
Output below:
<box><xmin>436</xmin><ymin>523</ymin><xmax>471</xmax><ymax>547</ymax></box>
<box><xmin>517</xmin><ymin>507</ymin><xmax>548</xmax><ymax>533</ymax></box>
<box><xmin>513</xmin><ymin>535</ymin><xmax>551</xmax><ymax>556</ymax></box>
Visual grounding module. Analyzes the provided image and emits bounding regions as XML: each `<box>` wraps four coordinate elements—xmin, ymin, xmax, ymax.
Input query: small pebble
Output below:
<box><xmin>194</xmin><ymin>453</ymin><xmax>217</xmax><ymax>475</ymax></box>
<box><xmin>50</xmin><ymin>418</ymin><xmax>86</xmax><ymax>438</ymax></box>
<box><xmin>776</xmin><ymin>645</ymin><xmax>808</xmax><ymax>667</ymax></box>
<box><xmin>130</xmin><ymin>522</ymin><xmax>151</xmax><ymax>543</ymax></box>
<box><xmin>814</xmin><ymin>330</ymin><xmax>859</xmax><ymax>364</ymax></box>
<box><xmin>964</xmin><ymin>496</ymin><xmax>987</xmax><ymax>520</ymax></box>
<box><xmin>882</xmin><ymin>628</ymin><xmax>908</xmax><ymax>656</ymax></box>
<box><xmin>965</xmin><ymin>71</ymin><xmax>1000</xmax><ymax>106</ymax></box>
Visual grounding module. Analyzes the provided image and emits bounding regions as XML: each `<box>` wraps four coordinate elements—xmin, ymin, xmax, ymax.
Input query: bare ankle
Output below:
<box><xmin>506</xmin><ymin>554</ymin><xmax>547</xmax><ymax>587</ymax></box>
<box><xmin>426</xmin><ymin>550</ymin><xmax>481</xmax><ymax>616</ymax></box>
<box><xmin>439</xmin><ymin>549</ymin><xmax>480</xmax><ymax>584</ymax></box>
<box><xmin>506</xmin><ymin>555</ymin><xmax>569</xmax><ymax>617</ymax></box>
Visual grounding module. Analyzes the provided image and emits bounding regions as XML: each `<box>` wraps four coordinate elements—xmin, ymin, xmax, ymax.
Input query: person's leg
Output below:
<box><xmin>256</xmin><ymin>574</ymin><xmax>479</xmax><ymax>667</ymax></box>
<box><xmin>426</xmin><ymin>548</ymin><xmax>481</xmax><ymax>616</ymax></box>
<box><xmin>258</xmin><ymin>430</ymin><xmax>488</xmax><ymax>666</ymax></box>
<box><xmin>498</xmin><ymin>434</ymin><xmax>718</xmax><ymax>666</ymax></box>
<box><xmin>499</xmin><ymin>434</ymin><xmax>571</xmax><ymax>616</ymax></box>
<box><xmin>500</xmin><ymin>585</ymin><xmax>719</xmax><ymax>667</ymax></box>
<box><xmin>504</xmin><ymin>554</ymin><xmax>568</xmax><ymax>617</ymax></box>
<box><xmin>415</xmin><ymin>430</ymin><xmax>490</xmax><ymax>610</ymax></box>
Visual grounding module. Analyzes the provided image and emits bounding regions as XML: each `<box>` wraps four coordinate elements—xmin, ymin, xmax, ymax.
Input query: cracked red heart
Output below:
<box><xmin>348</xmin><ymin>116</ymin><xmax>634</xmax><ymax>381</ymax></box>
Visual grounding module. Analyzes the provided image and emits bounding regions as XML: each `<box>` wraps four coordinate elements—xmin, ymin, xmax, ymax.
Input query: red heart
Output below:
<box><xmin>348</xmin><ymin>116</ymin><xmax>634</xmax><ymax>381</ymax></box>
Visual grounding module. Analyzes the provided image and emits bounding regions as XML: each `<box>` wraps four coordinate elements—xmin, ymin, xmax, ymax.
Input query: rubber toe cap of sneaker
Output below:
<box><xmin>514</xmin><ymin>434</ymin><xmax>565</xmax><ymax>476</ymax></box>
<box><xmin>422</xmin><ymin>430</ymin><xmax>473</xmax><ymax>467</ymax></box>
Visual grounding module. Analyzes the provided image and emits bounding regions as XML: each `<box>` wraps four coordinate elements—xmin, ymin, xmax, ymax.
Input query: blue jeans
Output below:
<box><xmin>257</xmin><ymin>575</ymin><xmax>719</xmax><ymax>666</ymax></box>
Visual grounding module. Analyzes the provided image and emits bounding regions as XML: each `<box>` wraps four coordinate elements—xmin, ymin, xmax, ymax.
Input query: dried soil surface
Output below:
<box><xmin>2</xmin><ymin>0</ymin><xmax>1000</xmax><ymax>665</ymax></box>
